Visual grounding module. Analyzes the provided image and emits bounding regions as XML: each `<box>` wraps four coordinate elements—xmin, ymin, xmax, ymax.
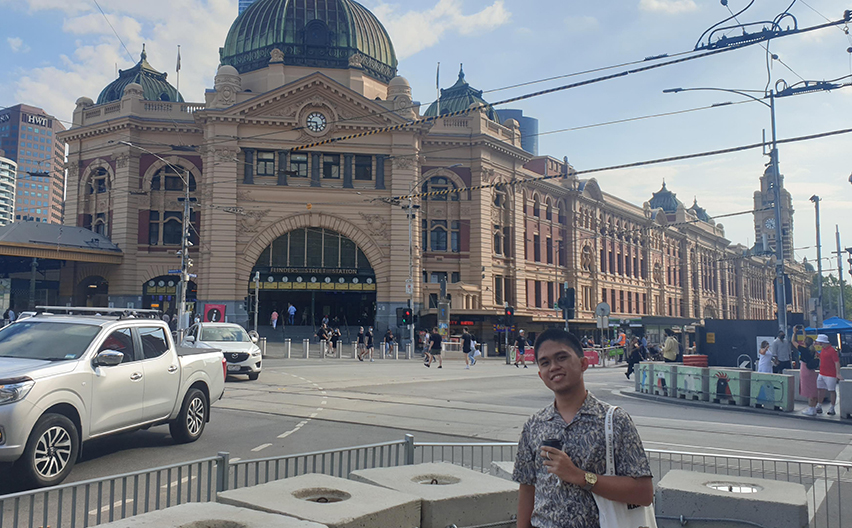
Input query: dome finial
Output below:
<box><xmin>141</xmin><ymin>43</ymin><xmax>147</xmax><ymax>61</ymax></box>
<box><xmin>459</xmin><ymin>63</ymin><xmax>465</xmax><ymax>81</ymax></box>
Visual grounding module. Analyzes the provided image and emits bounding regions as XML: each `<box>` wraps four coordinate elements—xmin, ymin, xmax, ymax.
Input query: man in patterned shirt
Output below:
<box><xmin>513</xmin><ymin>328</ymin><xmax>653</xmax><ymax>528</ymax></box>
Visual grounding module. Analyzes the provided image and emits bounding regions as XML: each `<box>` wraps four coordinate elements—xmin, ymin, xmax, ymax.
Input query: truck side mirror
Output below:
<box><xmin>94</xmin><ymin>350</ymin><xmax>124</xmax><ymax>367</ymax></box>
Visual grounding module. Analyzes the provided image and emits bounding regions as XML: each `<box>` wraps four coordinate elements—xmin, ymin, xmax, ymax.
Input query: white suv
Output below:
<box><xmin>183</xmin><ymin>323</ymin><xmax>262</xmax><ymax>380</ymax></box>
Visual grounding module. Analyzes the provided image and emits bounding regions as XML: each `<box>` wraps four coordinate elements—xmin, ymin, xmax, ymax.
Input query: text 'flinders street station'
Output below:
<box><xmin>53</xmin><ymin>0</ymin><xmax>810</xmax><ymax>337</ymax></box>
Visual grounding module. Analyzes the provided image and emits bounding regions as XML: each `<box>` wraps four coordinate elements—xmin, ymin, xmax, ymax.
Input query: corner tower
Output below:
<box><xmin>753</xmin><ymin>165</ymin><xmax>794</xmax><ymax>257</ymax></box>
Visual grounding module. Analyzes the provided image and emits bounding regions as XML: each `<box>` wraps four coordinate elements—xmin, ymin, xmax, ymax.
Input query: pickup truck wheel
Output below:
<box><xmin>169</xmin><ymin>388</ymin><xmax>207</xmax><ymax>443</ymax></box>
<box><xmin>18</xmin><ymin>413</ymin><xmax>79</xmax><ymax>488</ymax></box>
<box><xmin>248</xmin><ymin>372</ymin><xmax>260</xmax><ymax>381</ymax></box>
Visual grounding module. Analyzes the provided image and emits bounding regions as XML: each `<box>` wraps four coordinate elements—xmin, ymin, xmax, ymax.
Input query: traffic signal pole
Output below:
<box><xmin>836</xmin><ymin>226</ymin><xmax>845</xmax><ymax>320</ymax></box>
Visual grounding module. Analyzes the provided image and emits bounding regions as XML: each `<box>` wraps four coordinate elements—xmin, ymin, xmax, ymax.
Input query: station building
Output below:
<box><xmin>52</xmin><ymin>0</ymin><xmax>812</xmax><ymax>341</ymax></box>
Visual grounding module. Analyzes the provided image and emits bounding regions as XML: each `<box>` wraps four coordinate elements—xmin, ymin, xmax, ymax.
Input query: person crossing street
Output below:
<box><xmin>514</xmin><ymin>329</ymin><xmax>529</xmax><ymax>368</ymax></box>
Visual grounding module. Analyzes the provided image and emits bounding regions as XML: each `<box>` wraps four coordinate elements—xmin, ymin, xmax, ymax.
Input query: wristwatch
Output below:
<box><xmin>582</xmin><ymin>472</ymin><xmax>598</xmax><ymax>491</ymax></box>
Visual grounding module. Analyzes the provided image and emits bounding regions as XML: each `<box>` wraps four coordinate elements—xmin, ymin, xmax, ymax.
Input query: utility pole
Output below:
<box><xmin>768</xmin><ymin>91</ymin><xmax>788</xmax><ymax>335</ymax></box>
<box><xmin>810</xmin><ymin>195</ymin><xmax>823</xmax><ymax>326</ymax></box>
<box><xmin>253</xmin><ymin>271</ymin><xmax>260</xmax><ymax>332</ymax></box>
<box><xmin>837</xmin><ymin>226</ymin><xmax>846</xmax><ymax>319</ymax></box>
<box><xmin>177</xmin><ymin>171</ymin><xmax>195</xmax><ymax>339</ymax></box>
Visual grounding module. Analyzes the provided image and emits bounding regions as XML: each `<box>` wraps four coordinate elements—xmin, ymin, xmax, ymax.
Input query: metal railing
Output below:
<box><xmin>3</xmin><ymin>437</ymin><xmax>849</xmax><ymax>528</ymax></box>
<box><xmin>0</xmin><ymin>456</ymin><xmax>219</xmax><ymax>528</ymax></box>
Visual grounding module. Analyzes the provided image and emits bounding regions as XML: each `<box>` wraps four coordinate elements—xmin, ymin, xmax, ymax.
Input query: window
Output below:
<box><xmin>430</xmin><ymin>272</ymin><xmax>448</xmax><ymax>284</ymax></box>
<box><xmin>151</xmin><ymin>166</ymin><xmax>195</xmax><ymax>192</ymax></box>
<box><xmin>88</xmin><ymin>167</ymin><xmax>108</xmax><ymax>194</ymax></box>
<box><xmin>546</xmin><ymin>237</ymin><xmax>553</xmax><ymax>264</ymax></box>
<box><xmin>354</xmin><ymin>155</ymin><xmax>372</xmax><ymax>180</ymax></box>
<box><xmin>139</xmin><ymin>327</ymin><xmax>170</xmax><ymax>359</ymax></box>
<box><xmin>451</xmin><ymin>272</ymin><xmax>461</xmax><ymax>283</ymax></box>
<box><xmin>290</xmin><ymin>154</ymin><xmax>308</xmax><ymax>177</ymax></box>
<box><xmin>533</xmin><ymin>234</ymin><xmax>541</xmax><ymax>262</ymax></box>
<box><xmin>533</xmin><ymin>197</ymin><xmax>540</xmax><ymax>217</ymax></box>
<box><xmin>430</xmin><ymin>221</ymin><xmax>447</xmax><ymax>251</ymax></box>
<box><xmin>495</xmin><ymin>275</ymin><xmax>503</xmax><ymax>305</ymax></box>
<box><xmin>494</xmin><ymin>230</ymin><xmax>502</xmax><ymax>255</ymax></box>
<box><xmin>322</xmin><ymin>154</ymin><xmax>340</xmax><ymax>179</ymax></box>
<box><xmin>93</xmin><ymin>213</ymin><xmax>106</xmax><ymax>236</ymax></box>
<box><xmin>535</xmin><ymin>281</ymin><xmax>542</xmax><ymax>307</ymax></box>
<box><xmin>98</xmin><ymin>328</ymin><xmax>135</xmax><ymax>363</ymax></box>
<box><xmin>422</xmin><ymin>176</ymin><xmax>460</xmax><ymax>201</ymax></box>
<box><xmin>257</xmin><ymin>151</ymin><xmax>275</xmax><ymax>176</ymax></box>
<box><xmin>149</xmin><ymin>211</ymin><xmax>184</xmax><ymax>246</ymax></box>
<box><xmin>451</xmin><ymin>221</ymin><xmax>460</xmax><ymax>252</ymax></box>
<box><xmin>546</xmin><ymin>201</ymin><xmax>552</xmax><ymax>221</ymax></box>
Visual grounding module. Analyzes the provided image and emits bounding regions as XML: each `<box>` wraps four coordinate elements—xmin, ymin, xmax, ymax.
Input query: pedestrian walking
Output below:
<box><xmin>462</xmin><ymin>329</ymin><xmax>474</xmax><ymax>369</ymax></box>
<box><xmin>356</xmin><ymin>326</ymin><xmax>367</xmax><ymax>361</ymax></box>
<box><xmin>383</xmin><ymin>329</ymin><xmax>394</xmax><ymax>358</ymax></box>
<box><xmin>287</xmin><ymin>303</ymin><xmax>296</xmax><ymax>325</ymax></box>
<box><xmin>270</xmin><ymin>309</ymin><xmax>279</xmax><ymax>330</ymax></box>
<box><xmin>514</xmin><ymin>329</ymin><xmax>529</xmax><ymax>368</ymax></box>
<box><xmin>815</xmin><ymin>334</ymin><xmax>843</xmax><ymax>415</ymax></box>
<box><xmin>513</xmin><ymin>329</ymin><xmax>654</xmax><ymax>528</ymax></box>
<box><xmin>756</xmin><ymin>340</ymin><xmax>773</xmax><ymax>373</ymax></box>
<box><xmin>770</xmin><ymin>331</ymin><xmax>793</xmax><ymax>373</ymax></box>
<box><xmin>316</xmin><ymin>324</ymin><xmax>332</xmax><ymax>356</ymax></box>
<box><xmin>615</xmin><ymin>330</ymin><xmax>627</xmax><ymax>363</ymax></box>
<box><xmin>366</xmin><ymin>326</ymin><xmax>375</xmax><ymax>362</ymax></box>
<box><xmin>423</xmin><ymin>330</ymin><xmax>432</xmax><ymax>366</ymax></box>
<box><xmin>425</xmin><ymin>327</ymin><xmax>443</xmax><ymax>368</ymax></box>
<box><xmin>662</xmin><ymin>329</ymin><xmax>678</xmax><ymax>363</ymax></box>
<box><xmin>625</xmin><ymin>336</ymin><xmax>643</xmax><ymax>379</ymax></box>
<box><xmin>794</xmin><ymin>326</ymin><xmax>820</xmax><ymax>416</ymax></box>
<box><xmin>330</xmin><ymin>328</ymin><xmax>340</xmax><ymax>358</ymax></box>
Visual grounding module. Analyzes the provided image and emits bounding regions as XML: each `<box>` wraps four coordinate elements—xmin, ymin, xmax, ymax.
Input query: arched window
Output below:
<box><xmin>545</xmin><ymin>199</ymin><xmax>552</xmax><ymax>221</ymax></box>
<box><xmin>533</xmin><ymin>195</ymin><xmax>540</xmax><ymax>217</ymax></box>
<box><xmin>151</xmin><ymin>165</ymin><xmax>196</xmax><ymax>192</ymax></box>
<box><xmin>430</xmin><ymin>221</ymin><xmax>448</xmax><ymax>251</ymax></box>
<box><xmin>146</xmin><ymin>163</ymin><xmax>199</xmax><ymax>246</ymax></box>
<box><xmin>422</xmin><ymin>176</ymin><xmax>460</xmax><ymax>201</ymax></box>
<box><xmin>494</xmin><ymin>230</ymin><xmax>502</xmax><ymax>255</ymax></box>
<box><xmin>88</xmin><ymin>167</ymin><xmax>108</xmax><ymax>194</ymax></box>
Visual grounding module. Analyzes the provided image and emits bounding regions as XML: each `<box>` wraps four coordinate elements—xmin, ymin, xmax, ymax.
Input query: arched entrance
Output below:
<box><xmin>143</xmin><ymin>276</ymin><xmax>197</xmax><ymax>318</ymax></box>
<box><xmin>251</xmin><ymin>227</ymin><xmax>376</xmax><ymax>328</ymax></box>
<box><xmin>77</xmin><ymin>276</ymin><xmax>109</xmax><ymax>307</ymax></box>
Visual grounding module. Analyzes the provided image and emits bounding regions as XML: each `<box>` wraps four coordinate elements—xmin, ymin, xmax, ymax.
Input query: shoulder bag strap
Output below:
<box><xmin>604</xmin><ymin>405</ymin><xmax>617</xmax><ymax>476</ymax></box>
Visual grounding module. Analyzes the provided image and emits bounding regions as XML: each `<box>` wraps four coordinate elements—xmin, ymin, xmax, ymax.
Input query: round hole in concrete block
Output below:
<box><xmin>706</xmin><ymin>482</ymin><xmax>763</xmax><ymax>494</ymax></box>
<box><xmin>292</xmin><ymin>487</ymin><xmax>352</xmax><ymax>503</ymax></box>
<box><xmin>412</xmin><ymin>474</ymin><xmax>462</xmax><ymax>485</ymax></box>
<box><xmin>179</xmin><ymin>521</ymin><xmax>248</xmax><ymax>528</ymax></box>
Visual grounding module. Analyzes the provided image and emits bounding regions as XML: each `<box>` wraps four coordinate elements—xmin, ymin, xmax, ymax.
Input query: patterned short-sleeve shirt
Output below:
<box><xmin>512</xmin><ymin>392</ymin><xmax>652</xmax><ymax>528</ymax></box>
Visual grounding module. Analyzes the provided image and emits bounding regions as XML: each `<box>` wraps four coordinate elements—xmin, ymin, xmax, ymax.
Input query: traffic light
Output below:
<box><xmin>505</xmin><ymin>306</ymin><xmax>515</xmax><ymax>324</ymax></box>
<box><xmin>558</xmin><ymin>288</ymin><xmax>576</xmax><ymax>320</ymax></box>
<box><xmin>243</xmin><ymin>296</ymin><xmax>250</xmax><ymax>313</ymax></box>
<box><xmin>401</xmin><ymin>308</ymin><xmax>412</xmax><ymax>325</ymax></box>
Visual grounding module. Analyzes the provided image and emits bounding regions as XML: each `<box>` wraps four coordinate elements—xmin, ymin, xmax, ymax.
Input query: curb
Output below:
<box><xmin>618</xmin><ymin>389</ymin><xmax>848</xmax><ymax>423</ymax></box>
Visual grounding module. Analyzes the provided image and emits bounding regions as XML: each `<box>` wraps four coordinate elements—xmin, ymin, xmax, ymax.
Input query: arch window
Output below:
<box><xmin>545</xmin><ymin>199</ymin><xmax>552</xmax><ymax>221</ymax></box>
<box><xmin>151</xmin><ymin>165</ymin><xmax>196</xmax><ymax>192</ymax></box>
<box><xmin>533</xmin><ymin>196</ymin><xmax>540</xmax><ymax>217</ymax></box>
<box><xmin>422</xmin><ymin>176</ymin><xmax>459</xmax><ymax>201</ymax></box>
<box><xmin>256</xmin><ymin>228</ymin><xmax>371</xmax><ymax>270</ymax></box>
<box><xmin>88</xmin><ymin>167</ymin><xmax>108</xmax><ymax>194</ymax></box>
<box><xmin>146</xmin><ymin>163</ymin><xmax>199</xmax><ymax>246</ymax></box>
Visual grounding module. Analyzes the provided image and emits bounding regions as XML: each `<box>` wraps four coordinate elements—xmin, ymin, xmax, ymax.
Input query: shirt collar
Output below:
<box><xmin>544</xmin><ymin>391</ymin><xmax>607</xmax><ymax>422</ymax></box>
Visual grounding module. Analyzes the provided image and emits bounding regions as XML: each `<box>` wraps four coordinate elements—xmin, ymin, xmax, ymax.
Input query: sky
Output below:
<box><xmin>1</xmin><ymin>0</ymin><xmax>851</xmax><ymax>277</ymax></box>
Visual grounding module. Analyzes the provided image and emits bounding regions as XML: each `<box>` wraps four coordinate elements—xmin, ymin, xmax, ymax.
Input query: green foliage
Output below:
<box><xmin>811</xmin><ymin>274</ymin><xmax>852</xmax><ymax>319</ymax></box>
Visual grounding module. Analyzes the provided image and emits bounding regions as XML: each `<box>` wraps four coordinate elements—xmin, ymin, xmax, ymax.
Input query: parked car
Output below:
<box><xmin>182</xmin><ymin>323</ymin><xmax>262</xmax><ymax>381</ymax></box>
<box><xmin>0</xmin><ymin>311</ymin><xmax>226</xmax><ymax>488</ymax></box>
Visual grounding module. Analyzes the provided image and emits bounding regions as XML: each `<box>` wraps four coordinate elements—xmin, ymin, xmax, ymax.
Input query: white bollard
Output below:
<box><xmin>406</xmin><ymin>343</ymin><xmax>412</xmax><ymax>360</ymax></box>
<box><xmin>393</xmin><ymin>343</ymin><xmax>399</xmax><ymax>360</ymax></box>
<box><xmin>285</xmin><ymin>338</ymin><xmax>291</xmax><ymax>359</ymax></box>
<box><xmin>303</xmin><ymin>339</ymin><xmax>310</xmax><ymax>359</ymax></box>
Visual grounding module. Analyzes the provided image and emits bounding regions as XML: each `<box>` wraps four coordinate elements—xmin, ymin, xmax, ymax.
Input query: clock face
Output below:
<box><xmin>764</xmin><ymin>218</ymin><xmax>776</xmax><ymax>230</ymax></box>
<box><xmin>306</xmin><ymin>112</ymin><xmax>327</xmax><ymax>132</ymax></box>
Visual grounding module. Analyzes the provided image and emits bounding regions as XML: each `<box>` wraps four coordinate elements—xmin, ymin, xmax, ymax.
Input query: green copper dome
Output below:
<box><xmin>424</xmin><ymin>65</ymin><xmax>500</xmax><ymax>122</ymax></box>
<box><xmin>687</xmin><ymin>198</ymin><xmax>712</xmax><ymax>222</ymax></box>
<box><xmin>97</xmin><ymin>46</ymin><xmax>184</xmax><ymax>104</ymax></box>
<box><xmin>220</xmin><ymin>0</ymin><xmax>398</xmax><ymax>82</ymax></box>
<box><xmin>648</xmin><ymin>182</ymin><xmax>682</xmax><ymax>213</ymax></box>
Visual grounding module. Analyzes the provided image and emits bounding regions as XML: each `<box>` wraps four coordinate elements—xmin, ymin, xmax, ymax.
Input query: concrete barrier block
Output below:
<box><xmin>708</xmin><ymin>368</ymin><xmax>751</xmax><ymax>406</ymax></box>
<box><xmin>653</xmin><ymin>364</ymin><xmax>677</xmax><ymax>397</ymax></box>
<box><xmin>489</xmin><ymin>461</ymin><xmax>514</xmax><ymax>481</ymax></box>
<box><xmin>350</xmin><ymin>462</ymin><xmax>517</xmax><ymax>528</ymax></box>
<box><xmin>676</xmin><ymin>366</ymin><xmax>710</xmax><ymax>401</ymax></box>
<box><xmin>97</xmin><ymin>502</ymin><xmax>328</xmax><ymax>528</ymax></box>
<box><xmin>840</xmin><ymin>366</ymin><xmax>852</xmax><ymax>380</ymax></box>
<box><xmin>218</xmin><ymin>473</ymin><xmax>420</xmax><ymax>528</ymax></box>
<box><xmin>749</xmin><ymin>372</ymin><xmax>795</xmax><ymax>411</ymax></box>
<box><xmin>838</xmin><ymin>380</ymin><xmax>852</xmax><ymax>419</ymax></box>
<box><xmin>656</xmin><ymin>470</ymin><xmax>808</xmax><ymax>528</ymax></box>
<box><xmin>783</xmin><ymin>368</ymin><xmax>808</xmax><ymax>402</ymax></box>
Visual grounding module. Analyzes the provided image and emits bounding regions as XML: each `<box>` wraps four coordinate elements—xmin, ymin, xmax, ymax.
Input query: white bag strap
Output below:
<box><xmin>604</xmin><ymin>405</ymin><xmax>617</xmax><ymax>476</ymax></box>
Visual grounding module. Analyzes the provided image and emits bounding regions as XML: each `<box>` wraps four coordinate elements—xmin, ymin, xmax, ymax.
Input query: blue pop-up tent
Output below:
<box><xmin>818</xmin><ymin>317</ymin><xmax>852</xmax><ymax>333</ymax></box>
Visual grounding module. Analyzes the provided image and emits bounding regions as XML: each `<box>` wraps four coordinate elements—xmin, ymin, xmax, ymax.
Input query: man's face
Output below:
<box><xmin>536</xmin><ymin>340</ymin><xmax>588</xmax><ymax>394</ymax></box>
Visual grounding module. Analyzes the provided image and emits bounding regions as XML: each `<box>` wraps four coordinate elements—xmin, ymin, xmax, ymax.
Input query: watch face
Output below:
<box><xmin>306</xmin><ymin>112</ymin><xmax>327</xmax><ymax>132</ymax></box>
<box><xmin>764</xmin><ymin>218</ymin><xmax>776</xmax><ymax>230</ymax></box>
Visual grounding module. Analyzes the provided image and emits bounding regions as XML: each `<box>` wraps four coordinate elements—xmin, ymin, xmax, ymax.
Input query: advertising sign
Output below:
<box><xmin>203</xmin><ymin>304</ymin><xmax>226</xmax><ymax>322</ymax></box>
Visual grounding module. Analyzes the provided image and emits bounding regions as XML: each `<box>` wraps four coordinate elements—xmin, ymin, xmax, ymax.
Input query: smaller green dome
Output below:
<box><xmin>687</xmin><ymin>198</ymin><xmax>712</xmax><ymax>222</ymax></box>
<box><xmin>97</xmin><ymin>45</ymin><xmax>184</xmax><ymax>104</ymax></box>
<box><xmin>424</xmin><ymin>65</ymin><xmax>499</xmax><ymax>122</ymax></box>
<box><xmin>649</xmin><ymin>181</ymin><xmax>682</xmax><ymax>213</ymax></box>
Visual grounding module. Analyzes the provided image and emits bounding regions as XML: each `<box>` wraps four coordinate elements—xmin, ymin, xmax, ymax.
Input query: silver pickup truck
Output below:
<box><xmin>0</xmin><ymin>311</ymin><xmax>226</xmax><ymax>488</ymax></box>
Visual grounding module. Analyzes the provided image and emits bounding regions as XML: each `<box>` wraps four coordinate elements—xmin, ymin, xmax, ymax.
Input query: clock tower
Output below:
<box><xmin>753</xmin><ymin>164</ymin><xmax>794</xmax><ymax>258</ymax></box>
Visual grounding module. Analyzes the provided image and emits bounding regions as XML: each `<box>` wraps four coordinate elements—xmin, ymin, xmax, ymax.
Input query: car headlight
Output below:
<box><xmin>0</xmin><ymin>377</ymin><xmax>35</xmax><ymax>405</ymax></box>
<box><xmin>251</xmin><ymin>349</ymin><xmax>261</xmax><ymax>357</ymax></box>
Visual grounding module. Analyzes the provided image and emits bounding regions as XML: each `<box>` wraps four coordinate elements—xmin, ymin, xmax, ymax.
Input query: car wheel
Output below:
<box><xmin>169</xmin><ymin>388</ymin><xmax>208</xmax><ymax>443</ymax></box>
<box><xmin>18</xmin><ymin>413</ymin><xmax>79</xmax><ymax>488</ymax></box>
<box><xmin>248</xmin><ymin>372</ymin><xmax>260</xmax><ymax>381</ymax></box>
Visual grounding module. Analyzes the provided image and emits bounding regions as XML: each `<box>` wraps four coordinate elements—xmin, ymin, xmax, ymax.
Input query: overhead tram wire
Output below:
<box><xmin>92</xmin><ymin>0</ymin><xmax>136</xmax><ymax>65</ymax></box>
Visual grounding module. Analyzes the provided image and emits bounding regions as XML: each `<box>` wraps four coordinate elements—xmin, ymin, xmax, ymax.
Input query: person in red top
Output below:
<box><xmin>815</xmin><ymin>334</ymin><xmax>844</xmax><ymax>416</ymax></box>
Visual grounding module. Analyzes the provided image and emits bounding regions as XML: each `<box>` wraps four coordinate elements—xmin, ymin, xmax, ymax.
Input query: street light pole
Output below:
<box><xmin>836</xmin><ymin>226</ymin><xmax>846</xmax><ymax>320</ymax></box>
<box><xmin>810</xmin><ymin>195</ymin><xmax>823</xmax><ymax>327</ymax></box>
<box><xmin>664</xmin><ymin>87</ymin><xmax>787</xmax><ymax>334</ymax></box>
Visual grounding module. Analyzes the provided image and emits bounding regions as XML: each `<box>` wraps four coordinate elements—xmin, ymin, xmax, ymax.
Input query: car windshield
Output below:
<box><xmin>0</xmin><ymin>321</ymin><xmax>102</xmax><ymax>361</ymax></box>
<box><xmin>200</xmin><ymin>327</ymin><xmax>250</xmax><ymax>342</ymax></box>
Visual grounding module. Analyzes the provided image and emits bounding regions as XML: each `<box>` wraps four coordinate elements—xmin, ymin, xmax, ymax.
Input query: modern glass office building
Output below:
<box><xmin>0</xmin><ymin>104</ymin><xmax>66</xmax><ymax>224</ymax></box>
<box><xmin>0</xmin><ymin>155</ymin><xmax>17</xmax><ymax>226</ymax></box>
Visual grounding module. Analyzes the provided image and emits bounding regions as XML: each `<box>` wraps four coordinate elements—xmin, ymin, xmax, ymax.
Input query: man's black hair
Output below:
<box><xmin>533</xmin><ymin>328</ymin><xmax>584</xmax><ymax>362</ymax></box>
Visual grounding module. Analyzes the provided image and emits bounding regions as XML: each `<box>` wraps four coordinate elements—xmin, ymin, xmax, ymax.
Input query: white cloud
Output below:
<box><xmin>7</xmin><ymin>37</ymin><xmax>30</xmax><ymax>53</ymax></box>
<box><xmin>9</xmin><ymin>0</ymin><xmax>235</xmax><ymax>124</ymax></box>
<box><xmin>370</xmin><ymin>0</ymin><xmax>511</xmax><ymax>59</ymax></box>
<box><xmin>638</xmin><ymin>0</ymin><xmax>698</xmax><ymax>14</ymax></box>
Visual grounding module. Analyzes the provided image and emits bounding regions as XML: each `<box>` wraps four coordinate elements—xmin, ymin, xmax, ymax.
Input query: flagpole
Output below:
<box><xmin>436</xmin><ymin>62</ymin><xmax>440</xmax><ymax>116</ymax></box>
